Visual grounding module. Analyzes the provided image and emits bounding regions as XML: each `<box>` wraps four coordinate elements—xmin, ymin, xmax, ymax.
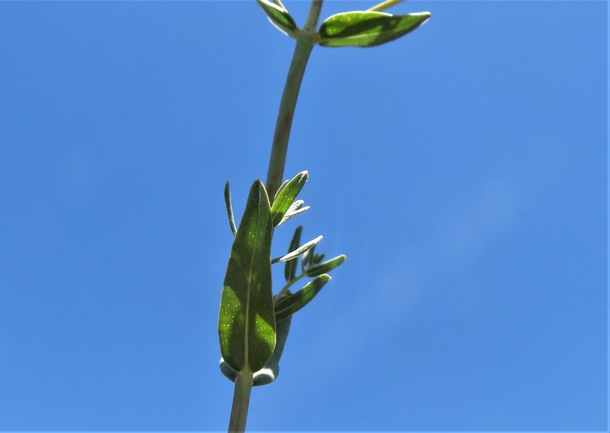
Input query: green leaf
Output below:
<box><xmin>270</xmin><ymin>171</ymin><xmax>308</xmax><ymax>226</ymax></box>
<box><xmin>284</xmin><ymin>226</ymin><xmax>302</xmax><ymax>282</ymax></box>
<box><xmin>224</xmin><ymin>181</ymin><xmax>237</xmax><ymax>236</ymax></box>
<box><xmin>219</xmin><ymin>316</ymin><xmax>292</xmax><ymax>386</ymax></box>
<box><xmin>274</xmin><ymin>275</ymin><xmax>331</xmax><ymax>321</ymax></box>
<box><xmin>318</xmin><ymin>11</ymin><xmax>431</xmax><ymax>48</ymax></box>
<box><xmin>252</xmin><ymin>315</ymin><xmax>292</xmax><ymax>386</ymax></box>
<box><xmin>218</xmin><ymin>180</ymin><xmax>276</xmax><ymax>373</ymax></box>
<box><xmin>274</xmin><ymin>235</ymin><xmax>322</xmax><ymax>263</ymax></box>
<box><xmin>313</xmin><ymin>253</ymin><xmax>325</xmax><ymax>265</ymax></box>
<box><xmin>274</xmin><ymin>179</ymin><xmax>290</xmax><ymax>201</ymax></box>
<box><xmin>305</xmin><ymin>254</ymin><xmax>346</xmax><ymax>277</ymax></box>
<box><xmin>256</xmin><ymin>0</ymin><xmax>299</xmax><ymax>38</ymax></box>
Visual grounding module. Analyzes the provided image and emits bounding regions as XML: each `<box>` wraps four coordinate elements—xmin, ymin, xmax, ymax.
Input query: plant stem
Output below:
<box><xmin>227</xmin><ymin>368</ymin><xmax>254</xmax><ymax>433</ymax></box>
<box><xmin>265</xmin><ymin>0</ymin><xmax>324</xmax><ymax>202</ymax></box>
<box><xmin>276</xmin><ymin>273</ymin><xmax>305</xmax><ymax>299</ymax></box>
<box><xmin>226</xmin><ymin>3</ymin><xmax>324</xmax><ymax>433</ymax></box>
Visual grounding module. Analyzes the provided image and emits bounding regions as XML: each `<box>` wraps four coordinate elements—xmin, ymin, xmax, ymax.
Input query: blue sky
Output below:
<box><xmin>0</xmin><ymin>0</ymin><xmax>607</xmax><ymax>431</ymax></box>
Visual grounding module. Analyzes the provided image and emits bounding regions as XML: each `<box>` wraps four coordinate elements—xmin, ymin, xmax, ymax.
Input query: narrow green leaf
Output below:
<box><xmin>271</xmin><ymin>171</ymin><xmax>308</xmax><ymax>226</ymax></box>
<box><xmin>285</xmin><ymin>226</ymin><xmax>302</xmax><ymax>282</ymax></box>
<box><xmin>318</xmin><ymin>11</ymin><xmax>431</xmax><ymax>48</ymax></box>
<box><xmin>218</xmin><ymin>180</ymin><xmax>276</xmax><ymax>373</ymax></box>
<box><xmin>256</xmin><ymin>0</ymin><xmax>299</xmax><ymax>38</ymax></box>
<box><xmin>278</xmin><ymin>236</ymin><xmax>323</xmax><ymax>263</ymax></box>
<box><xmin>274</xmin><ymin>275</ymin><xmax>331</xmax><ymax>321</ymax></box>
<box><xmin>305</xmin><ymin>254</ymin><xmax>346</xmax><ymax>277</ymax></box>
<box><xmin>224</xmin><ymin>181</ymin><xmax>237</xmax><ymax>236</ymax></box>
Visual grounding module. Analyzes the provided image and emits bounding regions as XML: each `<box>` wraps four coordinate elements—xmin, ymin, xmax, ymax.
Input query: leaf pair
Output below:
<box><xmin>256</xmin><ymin>0</ymin><xmax>431</xmax><ymax>48</ymax></box>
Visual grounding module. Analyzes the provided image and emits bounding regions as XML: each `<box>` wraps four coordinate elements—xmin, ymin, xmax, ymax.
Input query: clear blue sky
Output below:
<box><xmin>0</xmin><ymin>0</ymin><xmax>607</xmax><ymax>431</ymax></box>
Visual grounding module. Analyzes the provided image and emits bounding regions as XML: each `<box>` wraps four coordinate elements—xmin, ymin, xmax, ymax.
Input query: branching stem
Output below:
<box><xmin>277</xmin><ymin>273</ymin><xmax>305</xmax><ymax>299</ymax></box>
<box><xmin>226</xmin><ymin>2</ymin><xmax>324</xmax><ymax>432</ymax></box>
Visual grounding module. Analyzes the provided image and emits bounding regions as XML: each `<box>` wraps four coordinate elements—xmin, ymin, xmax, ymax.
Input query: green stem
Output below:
<box><xmin>265</xmin><ymin>0</ymin><xmax>324</xmax><ymax>202</ymax></box>
<box><xmin>227</xmin><ymin>368</ymin><xmax>254</xmax><ymax>433</ymax></box>
<box><xmin>277</xmin><ymin>273</ymin><xmax>305</xmax><ymax>299</ymax></box>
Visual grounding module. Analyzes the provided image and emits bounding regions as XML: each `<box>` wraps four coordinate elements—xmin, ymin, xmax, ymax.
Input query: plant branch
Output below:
<box><xmin>265</xmin><ymin>0</ymin><xmax>324</xmax><ymax>202</ymax></box>
<box><xmin>277</xmin><ymin>273</ymin><xmax>305</xmax><ymax>299</ymax></box>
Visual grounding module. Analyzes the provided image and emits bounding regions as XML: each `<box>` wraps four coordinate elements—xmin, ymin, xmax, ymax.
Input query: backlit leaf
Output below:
<box><xmin>305</xmin><ymin>254</ymin><xmax>346</xmax><ymax>277</ymax></box>
<box><xmin>318</xmin><ymin>11</ymin><xmax>431</xmax><ymax>48</ymax></box>
<box><xmin>218</xmin><ymin>180</ymin><xmax>276</xmax><ymax>373</ymax></box>
<box><xmin>256</xmin><ymin>0</ymin><xmax>299</xmax><ymax>38</ymax></box>
<box><xmin>271</xmin><ymin>171</ymin><xmax>308</xmax><ymax>226</ymax></box>
<box><xmin>274</xmin><ymin>275</ymin><xmax>331</xmax><ymax>321</ymax></box>
<box><xmin>219</xmin><ymin>316</ymin><xmax>292</xmax><ymax>386</ymax></box>
<box><xmin>277</xmin><ymin>236</ymin><xmax>323</xmax><ymax>263</ymax></box>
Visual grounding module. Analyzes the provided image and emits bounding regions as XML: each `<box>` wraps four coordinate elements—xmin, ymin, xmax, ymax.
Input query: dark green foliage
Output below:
<box><xmin>284</xmin><ymin>226</ymin><xmax>302</xmax><ymax>282</ymax></box>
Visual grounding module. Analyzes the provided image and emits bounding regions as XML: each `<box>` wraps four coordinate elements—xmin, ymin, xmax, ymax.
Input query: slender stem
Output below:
<box><xmin>265</xmin><ymin>0</ymin><xmax>324</xmax><ymax>202</ymax></box>
<box><xmin>227</xmin><ymin>368</ymin><xmax>254</xmax><ymax>433</ymax></box>
<box><xmin>277</xmin><ymin>273</ymin><xmax>305</xmax><ymax>299</ymax></box>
